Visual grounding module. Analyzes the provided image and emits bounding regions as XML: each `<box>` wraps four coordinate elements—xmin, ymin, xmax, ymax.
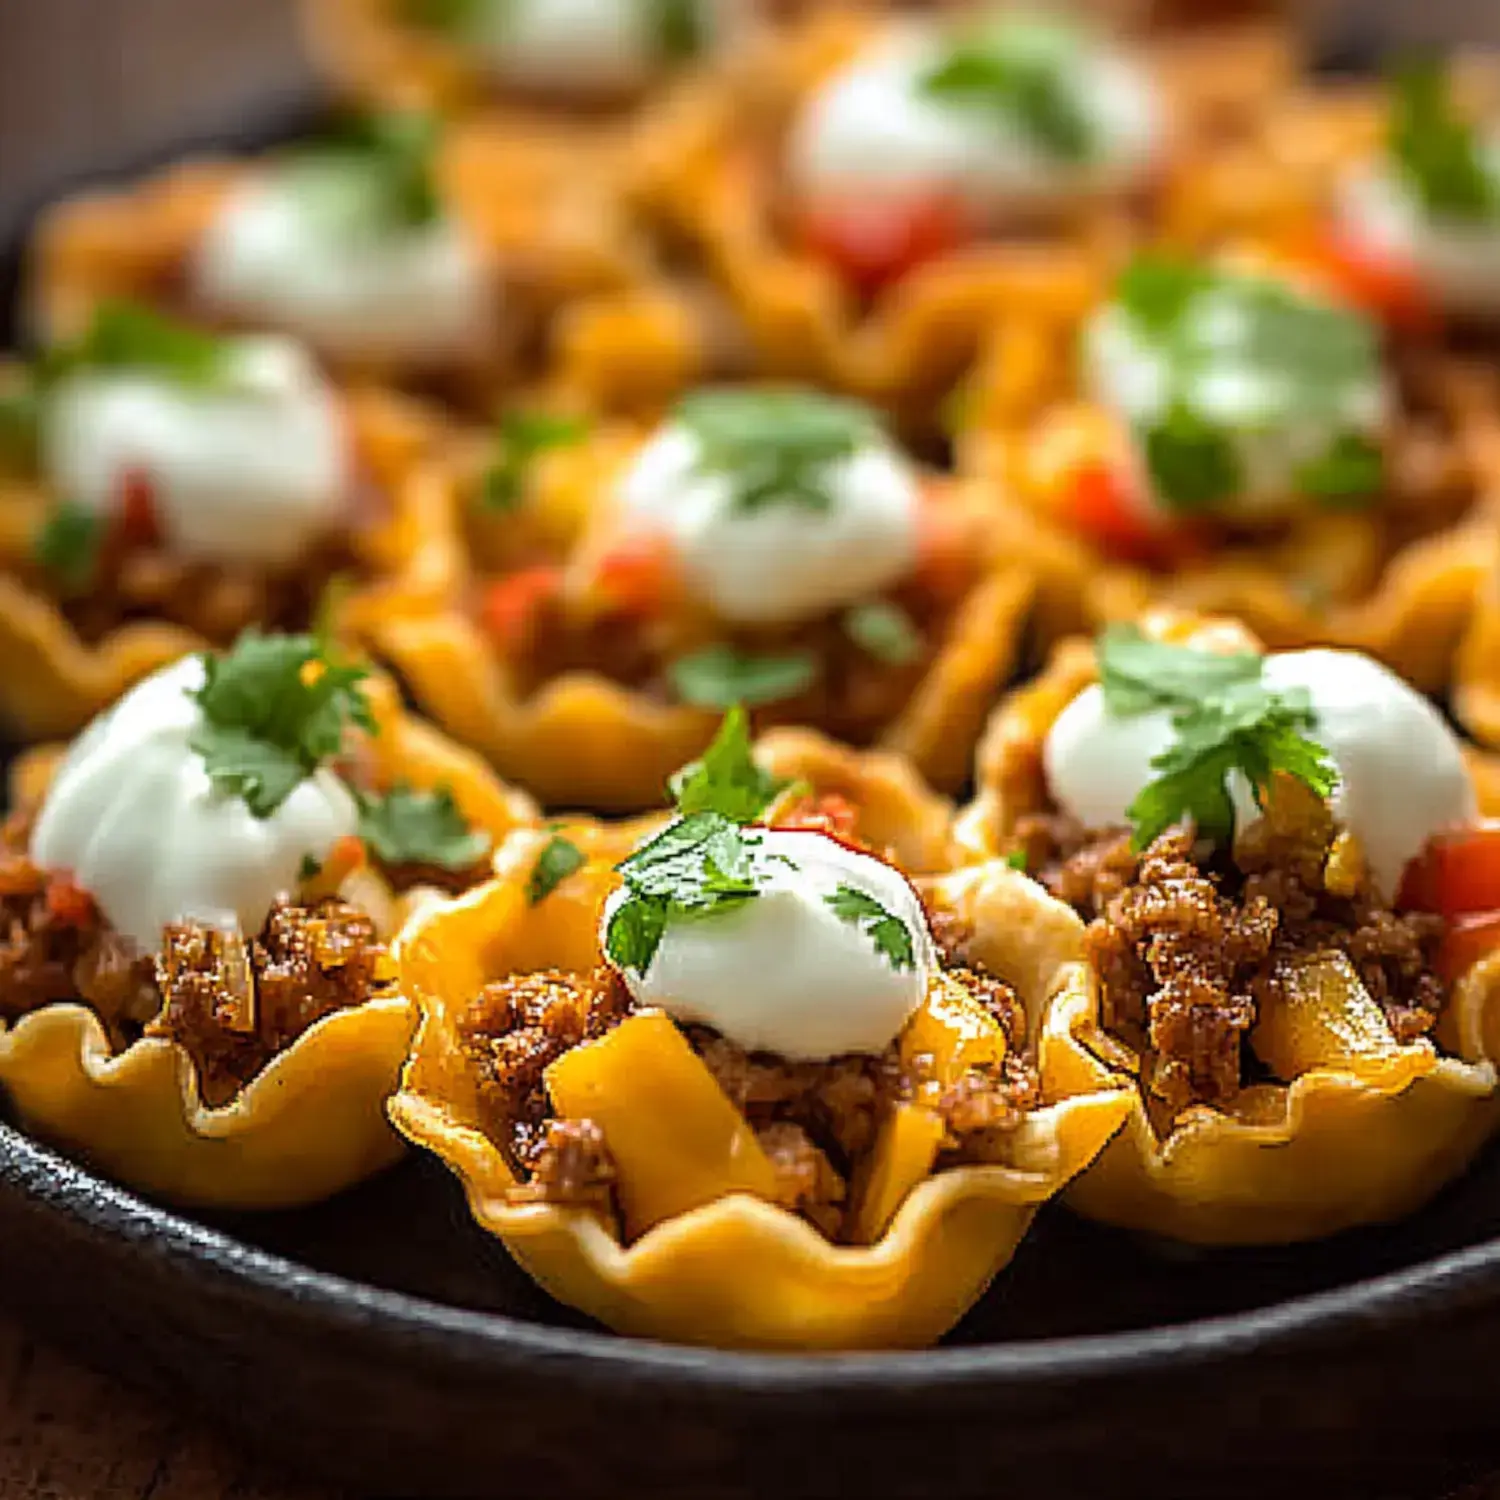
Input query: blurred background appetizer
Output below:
<box><xmin>0</xmin><ymin>300</ymin><xmax>448</xmax><ymax>739</ymax></box>
<box><xmin>371</xmin><ymin>384</ymin><xmax>1033</xmax><ymax>807</ymax></box>
<box><xmin>390</xmin><ymin>708</ymin><xmax>1128</xmax><ymax>1348</ymax></box>
<box><xmin>955</xmin><ymin>612</ymin><xmax>1500</xmax><ymax>1243</ymax></box>
<box><xmin>0</xmin><ymin>629</ymin><xmax>534</xmax><ymax>1208</ymax></box>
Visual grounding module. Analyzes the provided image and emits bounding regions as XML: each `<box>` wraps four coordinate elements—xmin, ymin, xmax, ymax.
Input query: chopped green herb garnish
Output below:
<box><xmin>669</xmin><ymin>645</ymin><xmax>819</xmax><ymax>710</ymax></box>
<box><xmin>1096</xmin><ymin>624</ymin><xmax>1261</xmax><ymax>717</ymax></box>
<box><xmin>189</xmin><ymin>631</ymin><xmax>376</xmax><ymax>818</ymax></box>
<box><xmin>824</xmin><ymin>884</ymin><xmax>916</xmax><ymax>971</ymax></box>
<box><xmin>1139</xmin><ymin>405</ymin><xmax>1242</xmax><ymax>512</ymax></box>
<box><xmin>668</xmin><ymin>705</ymin><xmax>789</xmax><ymax>823</ymax></box>
<box><xmin>32</xmin><ymin>501</ymin><xmax>104</xmax><ymax>595</ymax></box>
<box><xmin>42</xmin><ymin>300</ymin><xmax>232</xmax><ymax>390</ymax></box>
<box><xmin>1005</xmin><ymin>848</ymin><xmax>1030</xmax><ymax>871</ymax></box>
<box><xmin>1096</xmin><ymin>625</ymin><xmax>1337</xmax><ymax>849</ymax></box>
<box><xmin>1389</xmin><ymin>60</ymin><xmax>1500</xmax><ymax>222</ymax></box>
<box><xmin>651</xmin><ymin>0</ymin><xmax>704</xmax><ymax>59</ymax></box>
<box><xmin>396</xmin><ymin>0</ymin><xmax>487</xmax><ymax>32</ymax></box>
<box><xmin>0</xmin><ymin>381</ymin><xmax>40</xmax><ymax>472</ymax></box>
<box><xmin>358</xmin><ymin>783</ymin><xmax>490</xmax><ymax>872</ymax></box>
<box><xmin>920</xmin><ymin>18</ymin><xmax>1093</xmax><ymax>161</ymax></box>
<box><xmin>526</xmin><ymin>833</ymin><xmax>586</xmax><ymax>904</ymax></box>
<box><xmin>676</xmin><ymin>387</ymin><xmax>881</xmax><ymax>513</ymax></box>
<box><xmin>1294</xmin><ymin>431</ymin><xmax>1385</xmax><ymax>507</ymax></box>
<box><xmin>480</xmin><ymin>409</ymin><xmax>590</xmax><ymax>512</ymax></box>
<box><xmin>286</xmin><ymin>111</ymin><xmax>444</xmax><ymax>232</ymax></box>
<box><xmin>1115</xmin><ymin>254</ymin><xmax>1214</xmax><ymax>335</ymax></box>
<box><xmin>843</xmin><ymin>600</ymin><xmax>924</xmax><ymax>666</ymax></box>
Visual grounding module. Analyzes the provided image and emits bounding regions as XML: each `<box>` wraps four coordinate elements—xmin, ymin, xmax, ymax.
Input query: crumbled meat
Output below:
<box><xmin>458</xmin><ymin>966</ymin><xmax>632</xmax><ymax>1176</ymax></box>
<box><xmin>511</xmin><ymin>1118</ymin><xmax>617</xmax><ymax>1212</ymax></box>
<box><xmin>1027</xmin><ymin>778</ymin><xmax>1450</xmax><ymax>1119</ymax></box>
<box><xmin>757</xmin><ymin>1121</ymin><xmax>846</xmax><ymax>1238</ymax></box>
<box><xmin>150</xmin><ymin>897</ymin><xmax>391</xmax><ymax>1106</ymax></box>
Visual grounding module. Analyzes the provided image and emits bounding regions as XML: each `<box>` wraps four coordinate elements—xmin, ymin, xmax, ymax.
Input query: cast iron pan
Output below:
<box><xmin>3</xmin><ymin>76</ymin><xmax>1500</xmax><ymax>1500</ymax></box>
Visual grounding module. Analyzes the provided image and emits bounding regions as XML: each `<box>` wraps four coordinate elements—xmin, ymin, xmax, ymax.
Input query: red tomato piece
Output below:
<box><xmin>777</xmin><ymin>792</ymin><xmax>859</xmax><ymax>842</ymax></box>
<box><xmin>799</xmin><ymin>192</ymin><xmax>971</xmax><ymax>298</ymax></box>
<box><xmin>1290</xmin><ymin>228</ymin><xmax>1436</xmax><ymax>335</ymax></box>
<box><xmin>117</xmin><ymin>467</ymin><xmax>161</xmax><ymax>548</ymax></box>
<box><xmin>1438</xmin><ymin>911</ymin><xmax>1500</xmax><ymax>985</ymax></box>
<box><xmin>44</xmin><ymin>872</ymin><xmax>96</xmax><ymax>928</ymax></box>
<box><xmin>479</xmin><ymin>566</ymin><xmax>562</xmax><ymax>656</ymax></box>
<box><xmin>911</xmin><ymin>492</ymin><xmax>973</xmax><ymax>600</ymax></box>
<box><xmin>594</xmin><ymin>535</ymin><xmax>675</xmax><ymax>618</ymax></box>
<box><xmin>1064</xmin><ymin>462</ymin><xmax>1198</xmax><ymax>570</ymax></box>
<box><xmin>1396</xmin><ymin>822</ymin><xmax>1500</xmax><ymax>919</ymax></box>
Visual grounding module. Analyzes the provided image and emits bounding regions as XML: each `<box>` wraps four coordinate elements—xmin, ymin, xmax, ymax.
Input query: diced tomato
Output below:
<box><xmin>1063</xmin><ymin>462</ymin><xmax>1200</xmax><ymax>570</ymax></box>
<box><xmin>480</xmin><ymin>566</ymin><xmax>562</xmax><ymax>655</ymax></box>
<box><xmin>798</xmin><ymin>192</ymin><xmax>972</xmax><ymax>299</ymax></box>
<box><xmin>1287</xmin><ymin>228</ymin><xmax>1436</xmax><ymax>335</ymax></box>
<box><xmin>116</xmin><ymin>467</ymin><xmax>160</xmax><ymax>548</ymax></box>
<box><xmin>302</xmin><ymin>834</ymin><xmax>368</xmax><ymax>901</ymax></box>
<box><xmin>777</xmin><ymin>792</ymin><xmax>860</xmax><ymax>842</ymax></box>
<box><xmin>593</xmin><ymin>535</ymin><xmax>675</xmax><ymax>618</ymax></box>
<box><xmin>1397</xmin><ymin>822</ymin><xmax>1500</xmax><ymax>919</ymax></box>
<box><xmin>1438</xmin><ymin>912</ymin><xmax>1500</xmax><ymax>984</ymax></box>
<box><xmin>44</xmin><ymin>872</ymin><xmax>95</xmax><ymax>928</ymax></box>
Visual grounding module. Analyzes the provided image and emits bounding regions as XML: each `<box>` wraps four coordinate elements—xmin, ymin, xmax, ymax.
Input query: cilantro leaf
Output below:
<box><xmin>606</xmin><ymin>810</ymin><xmax>763</xmax><ymax>973</ymax></box>
<box><xmin>843</xmin><ymin>600</ymin><xmax>924</xmax><ymax>666</ymax></box>
<box><xmin>32</xmin><ymin>501</ymin><xmax>104</xmax><ymax>595</ymax></box>
<box><xmin>1139</xmin><ymin>405</ymin><xmax>1242</xmax><ymax>513</ymax></box>
<box><xmin>42</xmin><ymin>301</ymin><xmax>231</xmax><ymax>390</ymax></box>
<box><xmin>1295</xmin><ymin>430</ymin><xmax>1384</xmax><ymax>507</ymax></box>
<box><xmin>286</xmin><ymin>111</ymin><xmax>443</xmax><ymax>232</ymax></box>
<box><xmin>1389</xmin><ymin>60</ymin><xmax>1500</xmax><ymax>222</ymax></box>
<box><xmin>919</xmin><ymin>21</ymin><xmax>1093</xmax><ymax>161</ymax></box>
<box><xmin>396</xmin><ymin>0</ymin><xmax>486</xmax><ymax>32</ymax></box>
<box><xmin>669</xmin><ymin>645</ymin><xmax>819</xmax><ymax>709</ymax></box>
<box><xmin>824</xmin><ymin>884</ymin><xmax>916</xmax><ymax>971</ymax></box>
<box><xmin>358</xmin><ymin>783</ymin><xmax>490</xmax><ymax>872</ymax></box>
<box><xmin>1005</xmin><ymin>848</ymin><xmax>1030</xmax><ymax>871</ymax></box>
<box><xmin>0</xmin><ymin>380</ymin><xmax>40</xmax><ymax>472</ymax></box>
<box><xmin>1125</xmin><ymin>681</ymin><xmax>1338</xmax><ymax>849</ymax></box>
<box><xmin>668</xmin><ymin>706</ymin><xmax>788</xmax><ymax>823</ymax></box>
<box><xmin>526</xmin><ymin>833</ymin><xmax>586</xmax><ymax>904</ymax></box>
<box><xmin>189</xmin><ymin>631</ymin><xmax>376</xmax><ymax>818</ymax></box>
<box><xmin>651</xmin><ymin>0</ymin><xmax>704</xmax><ymax>59</ymax></box>
<box><xmin>1115</xmin><ymin>254</ymin><xmax>1213</xmax><ymax>334</ymax></box>
<box><xmin>480</xmin><ymin>409</ymin><xmax>590</xmax><ymax>512</ymax></box>
<box><xmin>1096</xmin><ymin>623</ymin><xmax>1262</xmax><ymax>717</ymax></box>
<box><xmin>676</xmin><ymin>388</ymin><xmax>881</xmax><ymax>513</ymax></box>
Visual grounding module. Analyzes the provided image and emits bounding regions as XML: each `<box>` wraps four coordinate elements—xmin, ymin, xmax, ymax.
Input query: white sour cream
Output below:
<box><xmin>460</xmin><ymin>0</ymin><xmax>725</xmax><ymax>91</ymax></box>
<box><xmin>1338</xmin><ymin>151</ymin><xmax>1500</xmax><ymax>321</ymax></box>
<box><xmin>1044</xmin><ymin>647</ymin><xmax>1477</xmax><ymax>899</ymax></box>
<box><xmin>787</xmin><ymin>20</ymin><xmax>1163</xmax><ymax>219</ymax></box>
<box><xmin>30</xmin><ymin>657</ymin><xmax>359</xmax><ymax>955</ymax></box>
<box><xmin>612</xmin><ymin>420</ymin><xmax>921</xmax><ymax>627</ymax></box>
<box><xmin>41</xmin><ymin>337</ymin><xmax>351</xmax><ymax>570</ymax></box>
<box><xmin>1084</xmin><ymin>282</ymin><xmax>1391</xmax><ymax>522</ymax></box>
<box><xmin>193</xmin><ymin>171</ymin><xmax>494</xmax><ymax>366</ymax></box>
<box><xmin>602</xmin><ymin>828</ymin><xmax>936</xmax><ymax>1060</ymax></box>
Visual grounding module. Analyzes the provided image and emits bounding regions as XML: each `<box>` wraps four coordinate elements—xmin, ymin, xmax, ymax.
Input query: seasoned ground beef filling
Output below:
<box><xmin>457</xmin><ymin>941</ymin><xmax>1040</xmax><ymax>1243</ymax></box>
<box><xmin>1017</xmin><ymin>781</ymin><xmax>1445</xmax><ymax>1117</ymax></box>
<box><xmin>0</xmin><ymin>814</ymin><xmax>395</xmax><ymax>1106</ymax></box>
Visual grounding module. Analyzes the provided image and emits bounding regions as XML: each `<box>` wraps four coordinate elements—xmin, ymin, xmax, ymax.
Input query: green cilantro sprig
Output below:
<box><xmin>396</xmin><ymin>0</ymin><xmax>487</xmax><ymax>32</ymax></box>
<box><xmin>1389</xmin><ymin>60</ymin><xmax>1500</xmax><ymax>222</ymax></box>
<box><xmin>358</xmin><ymin>782</ymin><xmax>490</xmax><ymax>871</ymax></box>
<box><xmin>1294</xmin><ymin>431</ymin><xmax>1385</xmax><ymax>507</ymax></box>
<box><xmin>669</xmin><ymin>644</ymin><xmax>819</xmax><ymax>710</ymax></box>
<box><xmin>651</xmin><ymin>0</ymin><xmax>705</xmax><ymax>59</ymax></box>
<box><xmin>527</xmin><ymin>833</ymin><xmax>586</xmax><ymax>904</ymax></box>
<box><xmin>843</xmin><ymin>600</ymin><xmax>924</xmax><ymax>666</ymax></box>
<box><xmin>32</xmin><ymin>501</ymin><xmax>105</xmax><ymax>595</ymax></box>
<box><xmin>1096</xmin><ymin>625</ymin><xmax>1337</xmax><ymax>849</ymax></box>
<box><xmin>0</xmin><ymin>382</ymin><xmax>41</xmax><ymax>473</ymax></box>
<box><xmin>824</xmin><ymin>884</ymin><xmax>916</xmax><ymax>971</ymax></box>
<box><xmin>189</xmin><ymin>631</ymin><xmax>377</xmax><ymax>818</ymax></box>
<box><xmin>676</xmin><ymin>388</ymin><xmax>881</xmax><ymax>514</ymax></box>
<box><xmin>668</xmin><ymin>705</ymin><xmax>789</xmax><ymax>823</ymax></box>
<box><xmin>919</xmin><ymin>18</ymin><xmax>1093</xmax><ymax>161</ymax></box>
<box><xmin>480</xmin><ymin>410</ymin><xmax>589</xmax><ymax>512</ymax></box>
<box><xmin>42</xmin><ymin>300</ymin><xmax>233</xmax><ymax>390</ymax></box>
<box><xmin>286</xmin><ymin>111</ymin><xmax>444</xmax><ymax>232</ymax></box>
<box><xmin>1139</xmin><ymin>405</ymin><xmax>1243</xmax><ymax>513</ymax></box>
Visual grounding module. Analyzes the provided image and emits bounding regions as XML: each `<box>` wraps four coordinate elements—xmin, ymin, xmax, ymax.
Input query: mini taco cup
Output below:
<box><xmin>0</xmin><ymin>667</ymin><xmax>536</xmax><ymax>1210</ymax></box>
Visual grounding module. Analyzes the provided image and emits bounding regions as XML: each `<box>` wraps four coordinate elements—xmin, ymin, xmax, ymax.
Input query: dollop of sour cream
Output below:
<box><xmin>1044</xmin><ymin>647</ymin><xmax>1477</xmax><ymax>898</ymax></box>
<box><xmin>1084</xmin><ymin>272</ymin><xmax>1391</xmax><ymax>522</ymax></box>
<box><xmin>787</xmin><ymin>18</ymin><xmax>1163</xmax><ymax>219</ymax></box>
<box><xmin>29</xmin><ymin>657</ymin><xmax>358</xmax><ymax>955</ymax></box>
<box><xmin>1338</xmin><ymin>149</ymin><xmax>1500</xmax><ymax>320</ymax></box>
<box><xmin>193</xmin><ymin>169</ymin><xmax>494</xmax><ymax>366</ymax></box>
<box><xmin>612</xmin><ymin>419</ymin><xmax>921</xmax><ymax>627</ymax></box>
<box><xmin>41</xmin><ymin>336</ymin><xmax>351</xmax><ymax>569</ymax></box>
<box><xmin>457</xmin><ymin>0</ymin><xmax>726</xmax><ymax>92</ymax></box>
<box><xmin>601</xmin><ymin>829</ymin><xmax>936</xmax><ymax>1060</ymax></box>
